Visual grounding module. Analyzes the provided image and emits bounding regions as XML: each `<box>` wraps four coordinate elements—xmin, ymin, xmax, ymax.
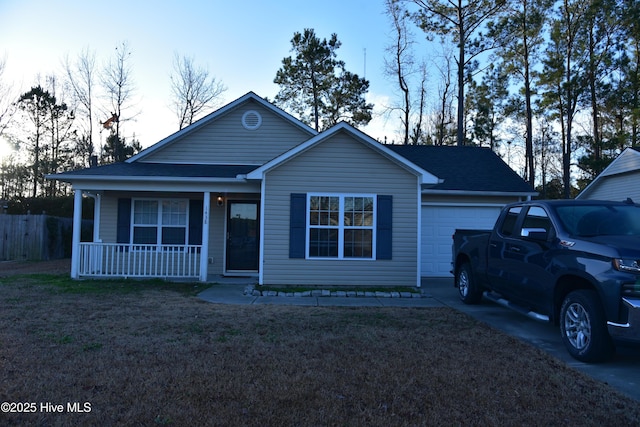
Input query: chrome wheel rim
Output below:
<box><xmin>564</xmin><ymin>303</ymin><xmax>591</xmax><ymax>350</ymax></box>
<box><xmin>458</xmin><ymin>270</ymin><xmax>469</xmax><ymax>298</ymax></box>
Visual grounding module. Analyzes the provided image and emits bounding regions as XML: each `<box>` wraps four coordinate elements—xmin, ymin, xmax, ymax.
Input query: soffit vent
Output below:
<box><xmin>242</xmin><ymin>110</ymin><xmax>262</xmax><ymax>130</ymax></box>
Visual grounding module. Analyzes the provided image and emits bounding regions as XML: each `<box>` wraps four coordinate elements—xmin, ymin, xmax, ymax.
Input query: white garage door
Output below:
<box><xmin>421</xmin><ymin>205</ymin><xmax>503</xmax><ymax>277</ymax></box>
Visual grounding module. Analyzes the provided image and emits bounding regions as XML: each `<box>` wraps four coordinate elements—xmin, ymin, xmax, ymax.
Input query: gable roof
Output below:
<box><xmin>387</xmin><ymin>145</ymin><xmax>536</xmax><ymax>195</ymax></box>
<box><xmin>577</xmin><ymin>147</ymin><xmax>640</xmax><ymax>199</ymax></box>
<box><xmin>247</xmin><ymin>122</ymin><xmax>439</xmax><ymax>184</ymax></box>
<box><xmin>127</xmin><ymin>92</ymin><xmax>317</xmax><ymax>163</ymax></box>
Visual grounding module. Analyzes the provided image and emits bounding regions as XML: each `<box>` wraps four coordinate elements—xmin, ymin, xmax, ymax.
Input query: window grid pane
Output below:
<box><xmin>344</xmin><ymin>229</ymin><xmax>373</xmax><ymax>258</ymax></box>
<box><xmin>310</xmin><ymin>196</ymin><xmax>339</xmax><ymax>226</ymax></box>
<box><xmin>309</xmin><ymin>228</ymin><xmax>338</xmax><ymax>257</ymax></box>
<box><xmin>133</xmin><ymin>201</ymin><xmax>158</xmax><ymax>225</ymax></box>
<box><xmin>133</xmin><ymin>226</ymin><xmax>157</xmax><ymax>244</ymax></box>
<box><xmin>162</xmin><ymin>227</ymin><xmax>186</xmax><ymax>245</ymax></box>
<box><xmin>344</xmin><ymin>197</ymin><xmax>373</xmax><ymax>227</ymax></box>
<box><xmin>162</xmin><ymin>200</ymin><xmax>187</xmax><ymax>225</ymax></box>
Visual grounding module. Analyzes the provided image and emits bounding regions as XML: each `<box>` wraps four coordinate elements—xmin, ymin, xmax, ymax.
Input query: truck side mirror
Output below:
<box><xmin>521</xmin><ymin>227</ymin><xmax>548</xmax><ymax>241</ymax></box>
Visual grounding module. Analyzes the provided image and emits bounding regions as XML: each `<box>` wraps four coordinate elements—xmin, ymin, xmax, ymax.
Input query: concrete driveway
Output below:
<box><xmin>423</xmin><ymin>278</ymin><xmax>640</xmax><ymax>402</ymax></box>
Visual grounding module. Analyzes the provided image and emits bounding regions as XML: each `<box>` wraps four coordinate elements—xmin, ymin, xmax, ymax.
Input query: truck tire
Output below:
<box><xmin>456</xmin><ymin>262</ymin><xmax>483</xmax><ymax>304</ymax></box>
<box><xmin>559</xmin><ymin>290</ymin><xmax>614</xmax><ymax>363</ymax></box>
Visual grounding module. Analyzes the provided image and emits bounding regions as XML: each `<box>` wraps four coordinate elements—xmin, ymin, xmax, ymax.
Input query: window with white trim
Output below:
<box><xmin>132</xmin><ymin>199</ymin><xmax>188</xmax><ymax>245</ymax></box>
<box><xmin>307</xmin><ymin>194</ymin><xmax>375</xmax><ymax>259</ymax></box>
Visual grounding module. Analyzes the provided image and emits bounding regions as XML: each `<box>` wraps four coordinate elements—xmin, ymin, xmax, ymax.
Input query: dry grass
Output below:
<box><xmin>1</xmin><ymin>273</ymin><xmax>639</xmax><ymax>427</ymax></box>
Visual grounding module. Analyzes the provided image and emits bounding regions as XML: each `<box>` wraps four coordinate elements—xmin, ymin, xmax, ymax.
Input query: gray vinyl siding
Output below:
<box><xmin>99</xmin><ymin>195</ymin><xmax>118</xmax><ymax>243</ymax></box>
<box><xmin>580</xmin><ymin>172</ymin><xmax>640</xmax><ymax>202</ymax></box>
<box><xmin>140</xmin><ymin>99</ymin><xmax>313</xmax><ymax>165</ymax></box>
<box><xmin>261</xmin><ymin>131</ymin><xmax>419</xmax><ymax>287</ymax></box>
<box><xmin>601</xmin><ymin>149</ymin><xmax>640</xmax><ymax>177</ymax></box>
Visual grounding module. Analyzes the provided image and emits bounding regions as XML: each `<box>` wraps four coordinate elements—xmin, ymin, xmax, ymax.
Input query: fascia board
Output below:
<box><xmin>68</xmin><ymin>180</ymin><xmax>260</xmax><ymax>193</ymax></box>
<box><xmin>422</xmin><ymin>189</ymin><xmax>538</xmax><ymax>197</ymax></box>
<box><xmin>51</xmin><ymin>174</ymin><xmax>243</xmax><ymax>183</ymax></box>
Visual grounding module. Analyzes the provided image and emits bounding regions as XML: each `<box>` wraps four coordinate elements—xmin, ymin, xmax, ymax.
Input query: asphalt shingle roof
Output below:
<box><xmin>56</xmin><ymin>162</ymin><xmax>258</xmax><ymax>179</ymax></box>
<box><xmin>54</xmin><ymin>146</ymin><xmax>533</xmax><ymax>195</ymax></box>
<box><xmin>388</xmin><ymin>145</ymin><xmax>534</xmax><ymax>193</ymax></box>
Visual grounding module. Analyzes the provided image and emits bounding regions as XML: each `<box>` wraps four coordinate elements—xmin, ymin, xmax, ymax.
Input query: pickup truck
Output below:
<box><xmin>452</xmin><ymin>199</ymin><xmax>640</xmax><ymax>362</ymax></box>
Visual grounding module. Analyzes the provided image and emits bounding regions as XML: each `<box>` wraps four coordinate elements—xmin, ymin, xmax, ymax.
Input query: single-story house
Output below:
<box><xmin>577</xmin><ymin>147</ymin><xmax>640</xmax><ymax>202</ymax></box>
<box><xmin>49</xmin><ymin>92</ymin><xmax>535</xmax><ymax>287</ymax></box>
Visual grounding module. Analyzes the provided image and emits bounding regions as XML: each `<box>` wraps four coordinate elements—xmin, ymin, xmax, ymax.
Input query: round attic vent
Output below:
<box><xmin>242</xmin><ymin>110</ymin><xmax>262</xmax><ymax>130</ymax></box>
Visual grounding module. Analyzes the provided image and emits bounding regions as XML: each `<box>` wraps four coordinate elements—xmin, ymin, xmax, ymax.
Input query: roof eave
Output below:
<box><xmin>48</xmin><ymin>174</ymin><xmax>246</xmax><ymax>184</ymax></box>
<box><xmin>422</xmin><ymin>189</ymin><xmax>538</xmax><ymax>197</ymax></box>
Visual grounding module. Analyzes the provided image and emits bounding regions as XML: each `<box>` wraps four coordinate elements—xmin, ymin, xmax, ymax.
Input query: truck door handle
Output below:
<box><xmin>510</xmin><ymin>246</ymin><xmax>521</xmax><ymax>252</ymax></box>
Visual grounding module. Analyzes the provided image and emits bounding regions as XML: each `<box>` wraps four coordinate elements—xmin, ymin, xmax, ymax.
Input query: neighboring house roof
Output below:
<box><xmin>577</xmin><ymin>147</ymin><xmax>640</xmax><ymax>200</ymax></box>
<box><xmin>247</xmin><ymin>122</ymin><xmax>440</xmax><ymax>185</ymax></box>
<box><xmin>388</xmin><ymin>145</ymin><xmax>536</xmax><ymax>195</ymax></box>
<box><xmin>53</xmin><ymin>162</ymin><xmax>257</xmax><ymax>183</ymax></box>
<box><xmin>127</xmin><ymin>91</ymin><xmax>317</xmax><ymax>163</ymax></box>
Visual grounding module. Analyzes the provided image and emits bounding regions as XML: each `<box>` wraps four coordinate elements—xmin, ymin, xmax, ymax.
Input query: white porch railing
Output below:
<box><xmin>78</xmin><ymin>243</ymin><xmax>202</xmax><ymax>279</ymax></box>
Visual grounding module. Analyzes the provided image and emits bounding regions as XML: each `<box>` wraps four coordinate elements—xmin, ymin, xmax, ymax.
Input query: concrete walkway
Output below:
<box><xmin>198</xmin><ymin>277</ymin><xmax>640</xmax><ymax>402</ymax></box>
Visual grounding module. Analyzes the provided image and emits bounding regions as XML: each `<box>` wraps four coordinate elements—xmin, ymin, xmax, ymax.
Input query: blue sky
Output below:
<box><xmin>0</xmin><ymin>0</ymin><xmax>417</xmax><ymax>153</ymax></box>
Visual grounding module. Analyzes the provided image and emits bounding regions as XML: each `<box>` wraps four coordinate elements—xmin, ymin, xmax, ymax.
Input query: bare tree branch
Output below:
<box><xmin>384</xmin><ymin>0</ymin><xmax>416</xmax><ymax>144</ymax></box>
<box><xmin>63</xmin><ymin>47</ymin><xmax>96</xmax><ymax>167</ymax></box>
<box><xmin>100</xmin><ymin>41</ymin><xmax>139</xmax><ymax>163</ymax></box>
<box><xmin>0</xmin><ymin>55</ymin><xmax>18</xmax><ymax>137</ymax></box>
<box><xmin>170</xmin><ymin>53</ymin><xmax>227</xmax><ymax>130</ymax></box>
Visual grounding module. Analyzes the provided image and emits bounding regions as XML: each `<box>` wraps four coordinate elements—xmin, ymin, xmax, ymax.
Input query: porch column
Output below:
<box><xmin>70</xmin><ymin>189</ymin><xmax>82</xmax><ymax>279</ymax></box>
<box><xmin>199</xmin><ymin>191</ymin><xmax>210</xmax><ymax>282</ymax></box>
<box><xmin>93</xmin><ymin>193</ymin><xmax>101</xmax><ymax>242</ymax></box>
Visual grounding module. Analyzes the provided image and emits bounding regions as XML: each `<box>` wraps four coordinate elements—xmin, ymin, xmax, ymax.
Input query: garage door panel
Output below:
<box><xmin>422</xmin><ymin>206</ymin><xmax>502</xmax><ymax>277</ymax></box>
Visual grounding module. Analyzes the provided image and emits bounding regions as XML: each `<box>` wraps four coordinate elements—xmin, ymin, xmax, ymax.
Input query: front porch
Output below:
<box><xmin>69</xmin><ymin>188</ymin><xmax>261</xmax><ymax>282</ymax></box>
<box><xmin>77</xmin><ymin>242</ymin><xmax>203</xmax><ymax>279</ymax></box>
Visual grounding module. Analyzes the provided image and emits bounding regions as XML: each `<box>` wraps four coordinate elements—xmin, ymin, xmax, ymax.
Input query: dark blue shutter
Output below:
<box><xmin>289</xmin><ymin>193</ymin><xmax>307</xmax><ymax>258</ymax></box>
<box><xmin>117</xmin><ymin>198</ymin><xmax>132</xmax><ymax>244</ymax></box>
<box><xmin>376</xmin><ymin>195</ymin><xmax>392</xmax><ymax>260</ymax></box>
<box><xmin>188</xmin><ymin>199</ymin><xmax>203</xmax><ymax>245</ymax></box>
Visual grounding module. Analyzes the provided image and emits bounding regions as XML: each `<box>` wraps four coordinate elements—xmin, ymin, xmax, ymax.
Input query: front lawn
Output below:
<box><xmin>1</xmin><ymin>275</ymin><xmax>638</xmax><ymax>426</ymax></box>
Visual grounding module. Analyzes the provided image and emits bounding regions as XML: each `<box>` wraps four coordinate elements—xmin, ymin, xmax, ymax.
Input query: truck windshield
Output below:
<box><xmin>555</xmin><ymin>204</ymin><xmax>640</xmax><ymax>237</ymax></box>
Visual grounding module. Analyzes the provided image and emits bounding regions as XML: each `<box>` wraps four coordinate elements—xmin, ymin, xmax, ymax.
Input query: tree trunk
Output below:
<box><xmin>457</xmin><ymin>31</ymin><xmax>465</xmax><ymax>146</ymax></box>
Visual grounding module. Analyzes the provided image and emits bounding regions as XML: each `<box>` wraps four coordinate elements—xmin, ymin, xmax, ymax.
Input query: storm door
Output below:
<box><xmin>226</xmin><ymin>201</ymin><xmax>259</xmax><ymax>271</ymax></box>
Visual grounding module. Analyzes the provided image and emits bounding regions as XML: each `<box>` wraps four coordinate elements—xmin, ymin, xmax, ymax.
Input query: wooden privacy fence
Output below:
<box><xmin>0</xmin><ymin>214</ymin><xmax>92</xmax><ymax>261</ymax></box>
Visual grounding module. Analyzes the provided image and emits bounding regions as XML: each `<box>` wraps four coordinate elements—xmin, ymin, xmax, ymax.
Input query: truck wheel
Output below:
<box><xmin>456</xmin><ymin>263</ymin><xmax>483</xmax><ymax>304</ymax></box>
<box><xmin>559</xmin><ymin>290</ymin><xmax>614</xmax><ymax>363</ymax></box>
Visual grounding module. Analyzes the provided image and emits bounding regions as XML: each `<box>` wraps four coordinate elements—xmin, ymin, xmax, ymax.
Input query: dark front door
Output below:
<box><xmin>226</xmin><ymin>201</ymin><xmax>259</xmax><ymax>271</ymax></box>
